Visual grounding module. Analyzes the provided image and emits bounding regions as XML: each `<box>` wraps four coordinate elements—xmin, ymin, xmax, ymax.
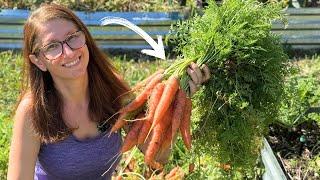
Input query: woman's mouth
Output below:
<box><xmin>63</xmin><ymin>57</ymin><xmax>81</xmax><ymax>68</ymax></box>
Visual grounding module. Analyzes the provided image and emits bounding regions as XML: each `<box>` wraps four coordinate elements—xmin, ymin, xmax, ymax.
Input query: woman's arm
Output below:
<box><xmin>7</xmin><ymin>97</ymin><xmax>40</xmax><ymax>180</ymax></box>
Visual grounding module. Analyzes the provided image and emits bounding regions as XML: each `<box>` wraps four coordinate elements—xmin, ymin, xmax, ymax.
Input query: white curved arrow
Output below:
<box><xmin>100</xmin><ymin>17</ymin><xmax>166</xmax><ymax>60</ymax></box>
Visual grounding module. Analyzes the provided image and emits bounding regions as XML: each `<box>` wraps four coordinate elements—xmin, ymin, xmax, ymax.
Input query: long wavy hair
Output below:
<box><xmin>21</xmin><ymin>3</ymin><xmax>130</xmax><ymax>143</ymax></box>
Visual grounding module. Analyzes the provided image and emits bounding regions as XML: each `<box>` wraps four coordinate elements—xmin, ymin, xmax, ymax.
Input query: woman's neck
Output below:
<box><xmin>53</xmin><ymin>73</ymin><xmax>89</xmax><ymax>105</ymax></box>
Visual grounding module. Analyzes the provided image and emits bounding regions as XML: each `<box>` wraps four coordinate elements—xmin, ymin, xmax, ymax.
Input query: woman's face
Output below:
<box><xmin>30</xmin><ymin>19</ymin><xmax>90</xmax><ymax>81</ymax></box>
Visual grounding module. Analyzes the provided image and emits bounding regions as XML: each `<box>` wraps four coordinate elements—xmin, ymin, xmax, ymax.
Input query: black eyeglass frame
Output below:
<box><xmin>33</xmin><ymin>30</ymin><xmax>86</xmax><ymax>60</ymax></box>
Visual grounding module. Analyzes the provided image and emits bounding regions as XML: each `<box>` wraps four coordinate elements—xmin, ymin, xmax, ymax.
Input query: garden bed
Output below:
<box><xmin>267</xmin><ymin>121</ymin><xmax>320</xmax><ymax>179</ymax></box>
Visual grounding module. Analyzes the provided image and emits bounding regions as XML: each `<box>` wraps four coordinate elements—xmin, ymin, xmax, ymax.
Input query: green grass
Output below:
<box><xmin>0</xmin><ymin>51</ymin><xmax>22</xmax><ymax>179</ymax></box>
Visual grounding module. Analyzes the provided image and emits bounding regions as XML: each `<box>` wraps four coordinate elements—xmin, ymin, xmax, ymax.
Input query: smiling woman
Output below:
<box><xmin>7</xmin><ymin>4</ymin><xmax>131</xmax><ymax>180</ymax></box>
<box><xmin>29</xmin><ymin>19</ymin><xmax>90</xmax><ymax>80</ymax></box>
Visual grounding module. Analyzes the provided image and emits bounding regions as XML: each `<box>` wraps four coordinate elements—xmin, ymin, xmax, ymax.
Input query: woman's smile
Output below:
<box><xmin>63</xmin><ymin>56</ymin><xmax>81</xmax><ymax>68</ymax></box>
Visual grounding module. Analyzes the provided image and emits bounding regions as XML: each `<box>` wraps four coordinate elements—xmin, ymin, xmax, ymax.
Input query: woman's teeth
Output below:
<box><xmin>64</xmin><ymin>58</ymin><xmax>80</xmax><ymax>67</ymax></box>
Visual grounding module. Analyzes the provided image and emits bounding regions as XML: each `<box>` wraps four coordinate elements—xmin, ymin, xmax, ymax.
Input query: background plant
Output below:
<box><xmin>278</xmin><ymin>57</ymin><xmax>320</xmax><ymax>127</ymax></box>
<box><xmin>0</xmin><ymin>51</ymin><xmax>22</xmax><ymax>179</ymax></box>
<box><xmin>0</xmin><ymin>0</ymin><xmax>193</xmax><ymax>11</ymax></box>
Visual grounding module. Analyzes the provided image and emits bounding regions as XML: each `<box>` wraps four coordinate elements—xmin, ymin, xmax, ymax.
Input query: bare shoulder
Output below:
<box><xmin>8</xmin><ymin>92</ymin><xmax>40</xmax><ymax>179</ymax></box>
<box><xmin>15</xmin><ymin>93</ymin><xmax>32</xmax><ymax>121</ymax></box>
<box><xmin>13</xmin><ymin>93</ymin><xmax>37</xmax><ymax>138</ymax></box>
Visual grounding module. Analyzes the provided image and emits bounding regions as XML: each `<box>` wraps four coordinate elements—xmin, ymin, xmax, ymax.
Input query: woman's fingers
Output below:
<box><xmin>187</xmin><ymin>63</ymin><xmax>211</xmax><ymax>96</ymax></box>
<box><xmin>188</xmin><ymin>63</ymin><xmax>211</xmax><ymax>84</ymax></box>
<box><xmin>187</xmin><ymin>67</ymin><xmax>199</xmax><ymax>85</ymax></box>
<box><xmin>190</xmin><ymin>62</ymin><xmax>203</xmax><ymax>84</ymax></box>
<box><xmin>201</xmin><ymin>64</ymin><xmax>211</xmax><ymax>82</ymax></box>
<box><xmin>188</xmin><ymin>80</ymin><xmax>199</xmax><ymax>96</ymax></box>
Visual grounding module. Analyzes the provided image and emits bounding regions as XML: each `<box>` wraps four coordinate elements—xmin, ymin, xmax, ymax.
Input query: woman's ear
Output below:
<box><xmin>29</xmin><ymin>54</ymin><xmax>47</xmax><ymax>71</ymax></box>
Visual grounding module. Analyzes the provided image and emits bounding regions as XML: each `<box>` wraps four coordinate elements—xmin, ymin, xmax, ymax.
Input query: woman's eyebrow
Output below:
<box><xmin>42</xmin><ymin>29</ymin><xmax>78</xmax><ymax>45</ymax></box>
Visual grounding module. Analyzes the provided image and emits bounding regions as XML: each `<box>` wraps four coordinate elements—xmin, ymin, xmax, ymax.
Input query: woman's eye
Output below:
<box><xmin>67</xmin><ymin>34</ymin><xmax>79</xmax><ymax>43</ymax></box>
<box><xmin>45</xmin><ymin>43</ymin><xmax>60</xmax><ymax>51</ymax></box>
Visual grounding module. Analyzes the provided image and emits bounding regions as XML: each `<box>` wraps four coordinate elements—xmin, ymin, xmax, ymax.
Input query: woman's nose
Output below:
<box><xmin>62</xmin><ymin>43</ymin><xmax>75</xmax><ymax>58</ymax></box>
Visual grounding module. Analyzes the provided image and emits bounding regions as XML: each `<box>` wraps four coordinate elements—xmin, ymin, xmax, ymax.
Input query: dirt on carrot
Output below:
<box><xmin>145</xmin><ymin>104</ymin><xmax>174</xmax><ymax>169</ymax></box>
<box><xmin>180</xmin><ymin>97</ymin><xmax>192</xmax><ymax>150</ymax></box>
<box><xmin>138</xmin><ymin>82</ymin><xmax>165</xmax><ymax>144</ymax></box>
<box><xmin>150</xmin><ymin>75</ymin><xmax>179</xmax><ymax>132</ymax></box>
<box><xmin>121</xmin><ymin>117</ymin><xmax>145</xmax><ymax>153</ymax></box>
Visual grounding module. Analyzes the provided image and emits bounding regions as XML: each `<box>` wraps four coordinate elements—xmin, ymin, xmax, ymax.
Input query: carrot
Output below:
<box><xmin>171</xmin><ymin>89</ymin><xmax>187</xmax><ymax>140</ymax></box>
<box><xmin>148</xmin><ymin>160</ymin><xmax>163</xmax><ymax>170</ymax></box>
<box><xmin>110</xmin><ymin>108</ymin><xmax>143</xmax><ymax>134</ymax></box>
<box><xmin>159</xmin><ymin>123</ymin><xmax>173</xmax><ymax>152</ymax></box>
<box><xmin>180</xmin><ymin>97</ymin><xmax>192</xmax><ymax>150</ymax></box>
<box><xmin>137</xmin><ymin>82</ymin><xmax>165</xmax><ymax>144</ymax></box>
<box><xmin>113</xmin><ymin>69</ymin><xmax>164</xmax><ymax>104</ymax></box>
<box><xmin>189</xmin><ymin>163</ymin><xmax>195</xmax><ymax>173</ymax></box>
<box><xmin>165</xmin><ymin>166</ymin><xmax>180</xmax><ymax>179</ymax></box>
<box><xmin>118</xmin><ymin>73</ymin><xmax>163</xmax><ymax>115</ymax></box>
<box><xmin>149</xmin><ymin>75</ymin><xmax>180</xmax><ymax>132</ymax></box>
<box><xmin>110</xmin><ymin>73</ymin><xmax>163</xmax><ymax>133</ymax></box>
<box><xmin>145</xmin><ymin>105</ymin><xmax>173</xmax><ymax>168</ymax></box>
<box><xmin>110</xmin><ymin>113</ymin><xmax>127</xmax><ymax>133</ymax></box>
<box><xmin>132</xmin><ymin>69</ymin><xmax>164</xmax><ymax>91</ymax></box>
<box><xmin>121</xmin><ymin>119</ymin><xmax>144</xmax><ymax>153</ymax></box>
<box><xmin>218</xmin><ymin>163</ymin><xmax>231</xmax><ymax>171</ymax></box>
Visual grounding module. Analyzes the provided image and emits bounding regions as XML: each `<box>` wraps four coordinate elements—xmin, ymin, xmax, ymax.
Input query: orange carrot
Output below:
<box><xmin>165</xmin><ymin>166</ymin><xmax>180</xmax><ymax>179</ymax></box>
<box><xmin>113</xmin><ymin>69</ymin><xmax>164</xmax><ymax>104</ymax></box>
<box><xmin>189</xmin><ymin>163</ymin><xmax>195</xmax><ymax>173</ymax></box>
<box><xmin>137</xmin><ymin>82</ymin><xmax>165</xmax><ymax>144</ymax></box>
<box><xmin>148</xmin><ymin>160</ymin><xmax>163</xmax><ymax>170</ymax></box>
<box><xmin>118</xmin><ymin>73</ymin><xmax>163</xmax><ymax>115</ymax></box>
<box><xmin>132</xmin><ymin>69</ymin><xmax>164</xmax><ymax>91</ymax></box>
<box><xmin>145</xmin><ymin>105</ymin><xmax>173</xmax><ymax>168</ymax></box>
<box><xmin>121</xmin><ymin>119</ymin><xmax>144</xmax><ymax>153</ymax></box>
<box><xmin>180</xmin><ymin>97</ymin><xmax>192</xmax><ymax>150</ymax></box>
<box><xmin>111</xmin><ymin>111</ymin><xmax>130</xmax><ymax>132</ymax></box>
<box><xmin>218</xmin><ymin>163</ymin><xmax>231</xmax><ymax>171</ymax></box>
<box><xmin>171</xmin><ymin>89</ymin><xmax>187</xmax><ymax>140</ymax></box>
<box><xmin>149</xmin><ymin>75</ymin><xmax>179</xmax><ymax>131</ymax></box>
<box><xmin>159</xmin><ymin>123</ymin><xmax>173</xmax><ymax>152</ymax></box>
<box><xmin>111</xmin><ymin>73</ymin><xmax>163</xmax><ymax>133</ymax></box>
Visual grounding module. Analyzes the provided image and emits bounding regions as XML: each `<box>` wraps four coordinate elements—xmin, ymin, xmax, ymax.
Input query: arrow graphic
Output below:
<box><xmin>100</xmin><ymin>17</ymin><xmax>166</xmax><ymax>60</ymax></box>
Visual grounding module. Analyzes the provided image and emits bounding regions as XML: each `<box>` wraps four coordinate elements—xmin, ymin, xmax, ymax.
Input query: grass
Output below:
<box><xmin>0</xmin><ymin>51</ymin><xmax>21</xmax><ymax>179</ymax></box>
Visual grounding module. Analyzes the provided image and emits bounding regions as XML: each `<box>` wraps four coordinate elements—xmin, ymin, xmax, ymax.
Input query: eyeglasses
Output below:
<box><xmin>35</xmin><ymin>30</ymin><xmax>86</xmax><ymax>60</ymax></box>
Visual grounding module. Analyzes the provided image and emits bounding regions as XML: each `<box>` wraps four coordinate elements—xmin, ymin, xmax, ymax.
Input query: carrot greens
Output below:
<box><xmin>166</xmin><ymin>0</ymin><xmax>289</xmax><ymax>176</ymax></box>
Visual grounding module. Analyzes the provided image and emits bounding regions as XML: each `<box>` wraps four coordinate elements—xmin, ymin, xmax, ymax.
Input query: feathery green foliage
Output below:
<box><xmin>166</xmin><ymin>0</ymin><xmax>289</xmax><ymax>176</ymax></box>
<box><xmin>278</xmin><ymin>58</ymin><xmax>320</xmax><ymax>127</ymax></box>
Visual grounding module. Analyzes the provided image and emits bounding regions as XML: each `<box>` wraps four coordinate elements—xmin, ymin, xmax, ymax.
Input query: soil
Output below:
<box><xmin>267</xmin><ymin>121</ymin><xmax>320</xmax><ymax>180</ymax></box>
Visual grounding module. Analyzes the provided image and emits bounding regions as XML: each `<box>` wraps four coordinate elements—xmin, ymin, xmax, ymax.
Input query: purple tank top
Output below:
<box><xmin>34</xmin><ymin>129</ymin><xmax>122</xmax><ymax>180</ymax></box>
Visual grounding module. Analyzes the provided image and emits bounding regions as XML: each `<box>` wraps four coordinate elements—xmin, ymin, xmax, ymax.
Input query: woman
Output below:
<box><xmin>7</xmin><ymin>3</ymin><xmax>210</xmax><ymax>180</ymax></box>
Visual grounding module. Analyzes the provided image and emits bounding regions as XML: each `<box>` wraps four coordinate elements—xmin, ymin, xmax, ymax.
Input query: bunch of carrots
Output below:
<box><xmin>110</xmin><ymin>69</ymin><xmax>192</xmax><ymax>170</ymax></box>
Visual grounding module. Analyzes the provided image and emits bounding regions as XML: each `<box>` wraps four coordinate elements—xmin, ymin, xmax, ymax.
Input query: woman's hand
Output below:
<box><xmin>186</xmin><ymin>62</ymin><xmax>210</xmax><ymax>96</ymax></box>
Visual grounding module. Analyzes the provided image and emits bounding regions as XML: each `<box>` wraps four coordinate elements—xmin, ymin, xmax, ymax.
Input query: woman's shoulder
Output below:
<box><xmin>14</xmin><ymin>92</ymin><xmax>34</xmax><ymax>124</ymax></box>
<box><xmin>12</xmin><ymin>92</ymin><xmax>40</xmax><ymax>143</ymax></box>
<box><xmin>16</xmin><ymin>92</ymin><xmax>33</xmax><ymax>111</ymax></box>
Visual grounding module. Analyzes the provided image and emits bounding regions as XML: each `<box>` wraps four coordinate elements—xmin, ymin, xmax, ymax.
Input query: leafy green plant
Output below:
<box><xmin>166</xmin><ymin>0</ymin><xmax>289</xmax><ymax>177</ymax></box>
<box><xmin>278</xmin><ymin>58</ymin><xmax>320</xmax><ymax>127</ymax></box>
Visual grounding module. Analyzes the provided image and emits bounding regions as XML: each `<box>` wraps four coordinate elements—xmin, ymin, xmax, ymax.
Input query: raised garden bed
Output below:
<box><xmin>267</xmin><ymin>121</ymin><xmax>320</xmax><ymax>179</ymax></box>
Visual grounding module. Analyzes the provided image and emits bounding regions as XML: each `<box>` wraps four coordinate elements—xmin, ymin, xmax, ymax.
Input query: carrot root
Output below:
<box><xmin>180</xmin><ymin>97</ymin><xmax>192</xmax><ymax>150</ymax></box>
